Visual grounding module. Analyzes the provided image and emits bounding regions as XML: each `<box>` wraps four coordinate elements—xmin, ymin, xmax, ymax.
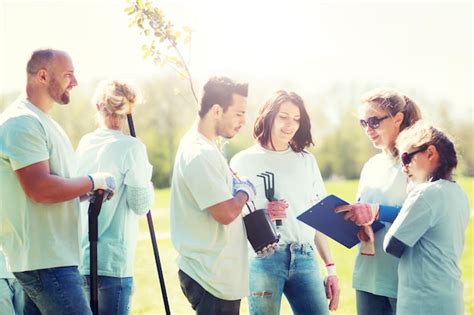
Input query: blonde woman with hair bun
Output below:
<box><xmin>92</xmin><ymin>80</ymin><xmax>140</xmax><ymax>130</ymax></box>
<box><xmin>76</xmin><ymin>80</ymin><xmax>154</xmax><ymax>315</ymax></box>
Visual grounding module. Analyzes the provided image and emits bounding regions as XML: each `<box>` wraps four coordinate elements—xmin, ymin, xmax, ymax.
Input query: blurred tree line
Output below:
<box><xmin>1</xmin><ymin>75</ymin><xmax>473</xmax><ymax>188</ymax></box>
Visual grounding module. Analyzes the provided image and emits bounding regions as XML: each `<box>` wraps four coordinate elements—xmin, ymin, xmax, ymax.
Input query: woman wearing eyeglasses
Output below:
<box><xmin>337</xmin><ymin>88</ymin><xmax>422</xmax><ymax>315</ymax></box>
<box><xmin>383</xmin><ymin>121</ymin><xmax>469</xmax><ymax>315</ymax></box>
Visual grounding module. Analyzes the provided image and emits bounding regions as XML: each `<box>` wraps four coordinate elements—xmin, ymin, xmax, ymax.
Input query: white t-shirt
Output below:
<box><xmin>230</xmin><ymin>144</ymin><xmax>326</xmax><ymax>245</ymax></box>
<box><xmin>170</xmin><ymin>126</ymin><xmax>248</xmax><ymax>300</ymax></box>
<box><xmin>353</xmin><ymin>152</ymin><xmax>408</xmax><ymax>298</ymax></box>
<box><xmin>0</xmin><ymin>99</ymin><xmax>80</xmax><ymax>272</ymax></box>
<box><xmin>76</xmin><ymin>128</ymin><xmax>153</xmax><ymax>277</ymax></box>
<box><xmin>385</xmin><ymin>180</ymin><xmax>469</xmax><ymax>315</ymax></box>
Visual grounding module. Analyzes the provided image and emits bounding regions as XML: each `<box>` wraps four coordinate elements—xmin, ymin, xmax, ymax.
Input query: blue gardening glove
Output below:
<box><xmin>233</xmin><ymin>177</ymin><xmax>256</xmax><ymax>203</ymax></box>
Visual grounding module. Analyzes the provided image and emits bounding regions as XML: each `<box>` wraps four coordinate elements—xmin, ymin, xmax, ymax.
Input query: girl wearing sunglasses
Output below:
<box><xmin>383</xmin><ymin>121</ymin><xmax>469</xmax><ymax>314</ymax></box>
<box><xmin>338</xmin><ymin>88</ymin><xmax>422</xmax><ymax>315</ymax></box>
<box><xmin>230</xmin><ymin>91</ymin><xmax>340</xmax><ymax>314</ymax></box>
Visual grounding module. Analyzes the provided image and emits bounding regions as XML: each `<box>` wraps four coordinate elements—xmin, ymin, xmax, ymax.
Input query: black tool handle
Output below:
<box><xmin>127</xmin><ymin>113</ymin><xmax>171</xmax><ymax>315</ymax></box>
<box><xmin>88</xmin><ymin>190</ymin><xmax>105</xmax><ymax>315</ymax></box>
<box><xmin>273</xmin><ymin>198</ymin><xmax>282</xmax><ymax>227</ymax></box>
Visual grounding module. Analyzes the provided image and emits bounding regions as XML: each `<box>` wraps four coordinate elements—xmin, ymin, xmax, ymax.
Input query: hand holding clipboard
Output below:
<box><xmin>297</xmin><ymin>194</ymin><xmax>385</xmax><ymax>248</ymax></box>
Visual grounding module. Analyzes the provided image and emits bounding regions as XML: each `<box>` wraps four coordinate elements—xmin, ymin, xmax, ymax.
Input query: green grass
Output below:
<box><xmin>131</xmin><ymin>178</ymin><xmax>474</xmax><ymax>314</ymax></box>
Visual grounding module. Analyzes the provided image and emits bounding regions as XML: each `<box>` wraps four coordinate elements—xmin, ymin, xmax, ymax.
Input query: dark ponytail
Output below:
<box><xmin>430</xmin><ymin>127</ymin><xmax>457</xmax><ymax>181</ymax></box>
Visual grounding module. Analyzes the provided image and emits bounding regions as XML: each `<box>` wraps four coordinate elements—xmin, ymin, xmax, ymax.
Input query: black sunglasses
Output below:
<box><xmin>359</xmin><ymin>115</ymin><xmax>389</xmax><ymax>129</ymax></box>
<box><xmin>401</xmin><ymin>145</ymin><xmax>428</xmax><ymax>167</ymax></box>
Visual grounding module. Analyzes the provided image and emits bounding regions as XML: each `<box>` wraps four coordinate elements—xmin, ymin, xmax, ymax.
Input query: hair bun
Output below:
<box><xmin>93</xmin><ymin>80</ymin><xmax>139</xmax><ymax>116</ymax></box>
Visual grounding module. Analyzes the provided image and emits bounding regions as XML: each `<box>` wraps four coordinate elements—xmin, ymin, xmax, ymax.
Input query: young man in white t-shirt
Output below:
<box><xmin>170</xmin><ymin>76</ymin><xmax>255</xmax><ymax>314</ymax></box>
<box><xmin>0</xmin><ymin>49</ymin><xmax>115</xmax><ymax>314</ymax></box>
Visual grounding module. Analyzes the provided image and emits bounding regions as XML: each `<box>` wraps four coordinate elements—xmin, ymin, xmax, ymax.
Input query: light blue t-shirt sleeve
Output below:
<box><xmin>3</xmin><ymin>116</ymin><xmax>49</xmax><ymax>170</ymax></box>
<box><xmin>387</xmin><ymin>188</ymin><xmax>435</xmax><ymax>247</ymax></box>
<box><xmin>123</xmin><ymin>141</ymin><xmax>152</xmax><ymax>188</ymax></box>
<box><xmin>184</xmin><ymin>152</ymin><xmax>233</xmax><ymax>211</ymax></box>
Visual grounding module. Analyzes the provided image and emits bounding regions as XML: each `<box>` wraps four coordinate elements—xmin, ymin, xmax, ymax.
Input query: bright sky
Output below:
<box><xmin>0</xmin><ymin>0</ymin><xmax>472</xmax><ymax>119</ymax></box>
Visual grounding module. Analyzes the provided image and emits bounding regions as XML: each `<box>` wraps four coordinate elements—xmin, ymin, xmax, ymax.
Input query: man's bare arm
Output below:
<box><xmin>15</xmin><ymin>160</ymin><xmax>92</xmax><ymax>203</ymax></box>
<box><xmin>207</xmin><ymin>191</ymin><xmax>248</xmax><ymax>225</ymax></box>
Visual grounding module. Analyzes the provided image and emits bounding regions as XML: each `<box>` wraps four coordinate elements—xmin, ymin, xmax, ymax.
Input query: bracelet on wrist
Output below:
<box><xmin>325</xmin><ymin>264</ymin><xmax>337</xmax><ymax>276</ymax></box>
<box><xmin>87</xmin><ymin>175</ymin><xmax>95</xmax><ymax>191</ymax></box>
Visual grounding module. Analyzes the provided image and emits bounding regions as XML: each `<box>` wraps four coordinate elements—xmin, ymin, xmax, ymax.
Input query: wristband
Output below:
<box><xmin>87</xmin><ymin>175</ymin><xmax>95</xmax><ymax>191</ymax></box>
<box><xmin>325</xmin><ymin>264</ymin><xmax>337</xmax><ymax>276</ymax></box>
<box><xmin>236</xmin><ymin>189</ymin><xmax>250</xmax><ymax>202</ymax></box>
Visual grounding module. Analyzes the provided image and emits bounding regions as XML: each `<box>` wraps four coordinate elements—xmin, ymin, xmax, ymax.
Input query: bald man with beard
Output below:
<box><xmin>0</xmin><ymin>49</ymin><xmax>115</xmax><ymax>314</ymax></box>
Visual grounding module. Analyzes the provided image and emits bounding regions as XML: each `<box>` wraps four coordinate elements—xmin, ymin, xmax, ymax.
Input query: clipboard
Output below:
<box><xmin>297</xmin><ymin>194</ymin><xmax>385</xmax><ymax>248</ymax></box>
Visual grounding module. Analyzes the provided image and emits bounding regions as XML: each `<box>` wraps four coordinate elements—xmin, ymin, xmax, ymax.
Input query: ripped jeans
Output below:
<box><xmin>248</xmin><ymin>243</ymin><xmax>329</xmax><ymax>315</ymax></box>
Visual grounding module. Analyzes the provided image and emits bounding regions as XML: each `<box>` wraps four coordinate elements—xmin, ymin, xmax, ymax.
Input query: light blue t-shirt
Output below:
<box><xmin>0</xmin><ymin>99</ymin><xmax>81</xmax><ymax>272</ymax></box>
<box><xmin>0</xmin><ymin>251</ymin><xmax>13</xmax><ymax>279</ymax></box>
<box><xmin>353</xmin><ymin>152</ymin><xmax>408</xmax><ymax>298</ymax></box>
<box><xmin>385</xmin><ymin>180</ymin><xmax>469</xmax><ymax>315</ymax></box>
<box><xmin>76</xmin><ymin>128</ymin><xmax>153</xmax><ymax>278</ymax></box>
<box><xmin>170</xmin><ymin>127</ymin><xmax>249</xmax><ymax>300</ymax></box>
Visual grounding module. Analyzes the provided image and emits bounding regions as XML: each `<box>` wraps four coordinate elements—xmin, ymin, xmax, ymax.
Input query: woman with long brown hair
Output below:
<box><xmin>231</xmin><ymin>90</ymin><xmax>340</xmax><ymax>314</ymax></box>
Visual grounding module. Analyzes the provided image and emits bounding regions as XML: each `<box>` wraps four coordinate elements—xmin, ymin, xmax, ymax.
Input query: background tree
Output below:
<box><xmin>1</xmin><ymin>78</ymin><xmax>472</xmax><ymax>187</ymax></box>
<box><xmin>125</xmin><ymin>0</ymin><xmax>197</xmax><ymax>104</ymax></box>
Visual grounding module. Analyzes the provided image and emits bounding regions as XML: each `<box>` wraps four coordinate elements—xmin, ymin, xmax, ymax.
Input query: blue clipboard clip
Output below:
<box><xmin>297</xmin><ymin>194</ymin><xmax>385</xmax><ymax>248</ymax></box>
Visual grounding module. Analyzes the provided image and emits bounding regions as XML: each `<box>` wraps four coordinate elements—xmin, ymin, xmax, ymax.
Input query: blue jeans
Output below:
<box><xmin>248</xmin><ymin>243</ymin><xmax>329</xmax><ymax>315</ymax></box>
<box><xmin>83</xmin><ymin>275</ymin><xmax>133</xmax><ymax>315</ymax></box>
<box><xmin>356</xmin><ymin>290</ymin><xmax>397</xmax><ymax>315</ymax></box>
<box><xmin>13</xmin><ymin>266</ymin><xmax>91</xmax><ymax>315</ymax></box>
<box><xmin>178</xmin><ymin>270</ymin><xmax>241</xmax><ymax>315</ymax></box>
<box><xmin>0</xmin><ymin>278</ymin><xmax>24</xmax><ymax>314</ymax></box>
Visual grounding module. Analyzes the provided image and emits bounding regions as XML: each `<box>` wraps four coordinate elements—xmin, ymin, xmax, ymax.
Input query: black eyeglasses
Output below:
<box><xmin>359</xmin><ymin>115</ymin><xmax>389</xmax><ymax>129</ymax></box>
<box><xmin>401</xmin><ymin>145</ymin><xmax>428</xmax><ymax>167</ymax></box>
